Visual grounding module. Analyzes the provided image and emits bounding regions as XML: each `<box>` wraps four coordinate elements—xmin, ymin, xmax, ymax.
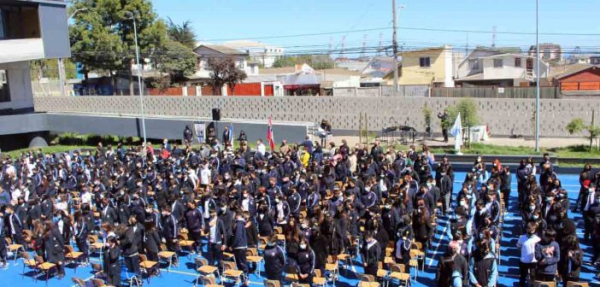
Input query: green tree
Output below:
<box><xmin>69</xmin><ymin>0</ymin><xmax>167</xmax><ymax>94</ymax></box>
<box><xmin>422</xmin><ymin>103</ymin><xmax>432</xmax><ymax>137</ymax></box>
<box><xmin>206</xmin><ymin>57</ymin><xmax>247</xmax><ymax>95</ymax></box>
<box><xmin>166</xmin><ymin>18</ymin><xmax>196</xmax><ymax>49</ymax></box>
<box><xmin>31</xmin><ymin>59</ymin><xmax>77</xmax><ymax>79</ymax></box>
<box><xmin>445</xmin><ymin>98</ymin><xmax>479</xmax><ymax>146</ymax></box>
<box><xmin>566</xmin><ymin>117</ymin><xmax>600</xmax><ymax>150</ymax></box>
<box><xmin>272</xmin><ymin>55</ymin><xmax>334</xmax><ymax>69</ymax></box>
<box><xmin>153</xmin><ymin>40</ymin><xmax>197</xmax><ymax>85</ymax></box>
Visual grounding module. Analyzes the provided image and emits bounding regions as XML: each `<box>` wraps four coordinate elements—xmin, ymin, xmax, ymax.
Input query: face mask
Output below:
<box><xmin>301</xmin><ymin>223</ymin><xmax>308</xmax><ymax>229</ymax></box>
<box><xmin>427</xmin><ymin>183</ymin><xmax>432</xmax><ymax>188</ymax></box>
<box><xmin>546</xmin><ymin>197</ymin><xmax>552</xmax><ymax>202</ymax></box>
<box><xmin>529</xmin><ymin>205</ymin><xmax>536</xmax><ymax>211</ymax></box>
<box><xmin>533</xmin><ymin>215</ymin><xmax>539</xmax><ymax>220</ymax></box>
<box><xmin>259</xmin><ymin>214</ymin><xmax>264</xmax><ymax>220</ymax></box>
<box><xmin>300</xmin><ymin>244</ymin><xmax>307</xmax><ymax>250</ymax></box>
<box><xmin>460</xmin><ymin>201</ymin><xmax>466</xmax><ymax>206</ymax></box>
<box><xmin>275</xmin><ymin>199</ymin><xmax>280</xmax><ymax>203</ymax></box>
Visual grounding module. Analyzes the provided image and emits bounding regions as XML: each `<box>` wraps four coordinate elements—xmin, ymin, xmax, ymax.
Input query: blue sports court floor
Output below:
<box><xmin>0</xmin><ymin>172</ymin><xmax>598</xmax><ymax>287</ymax></box>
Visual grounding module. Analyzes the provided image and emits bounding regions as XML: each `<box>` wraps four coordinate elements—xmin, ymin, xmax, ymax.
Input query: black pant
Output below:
<box><xmin>536</xmin><ymin>273</ymin><xmax>555</xmax><ymax>282</ymax></box>
<box><xmin>442</xmin><ymin>129</ymin><xmax>448</xmax><ymax>142</ymax></box>
<box><xmin>299</xmin><ymin>273</ymin><xmax>313</xmax><ymax>284</ymax></box>
<box><xmin>125</xmin><ymin>255</ymin><xmax>141</xmax><ymax>278</ymax></box>
<box><xmin>146</xmin><ymin>251</ymin><xmax>158</xmax><ymax>262</ymax></box>
<box><xmin>207</xmin><ymin>243</ymin><xmax>223</xmax><ymax>270</ymax></box>
<box><xmin>189</xmin><ymin>230</ymin><xmax>202</xmax><ymax>253</ymax></box>
<box><xmin>234</xmin><ymin>248</ymin><xmax>248</xmax><ymax>280</ymax></box>
<box><xmin>107</xmin><ymin>271</ymin><xmax>121</xmax><ymax>286</ymax></box>
<box><xmin>501</xmin><ymin>188</ymin><xmax>510</xmax><ymax>207</ymax></box>
<box><xmin>76</xmin><ymin>239</ymin><xmax>88</xmax><ymax>261</ymax></box>
<box><xmin>519</xmin><ymin>262</ymin><xmax>536</xmax><ymax>287</ymax></box>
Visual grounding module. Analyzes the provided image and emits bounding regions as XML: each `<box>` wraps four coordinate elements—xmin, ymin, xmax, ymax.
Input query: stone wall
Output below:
<box><xmin>34</xmin><ymin>96</ymin><xmax>595</xmax><ymax>137</ymax></box>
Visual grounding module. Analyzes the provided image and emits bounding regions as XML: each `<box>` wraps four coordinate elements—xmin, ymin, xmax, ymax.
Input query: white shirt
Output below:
<box><xmin>517</xmin><ymin>234</ymin><xmax>540</xmax><ymax>263</ymax></box>
<box><xmin>257</xmin><ymin>143</ymin><xmax>266</xmax><ymax>156</ymax></box>
<box><xmin>200</xmin><ymin>167</ymin><xmax>211</xmax><ymax>185</ymax></box>
<box><xmin>81</xmin><ymin>191</ymin><xmax>92</xmax><ymax>205</ymax></box>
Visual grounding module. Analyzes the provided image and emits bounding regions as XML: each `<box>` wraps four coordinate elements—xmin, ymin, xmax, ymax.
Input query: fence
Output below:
<box><xmin>431</xmin><ymin>86</ymin><xmax>560</xmax><ymax>99</ymax></box>
<box><xmin>332</xmin><ymin>85</ymin><xmax>429</xmax><ymax>97</ymax></box>
<box><xmin>32</xmin><ymin>80</ymin><xmax>73</xmax><ymax>97</ymax></box>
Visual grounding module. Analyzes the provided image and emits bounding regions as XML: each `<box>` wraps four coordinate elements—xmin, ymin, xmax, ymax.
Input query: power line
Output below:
<box><xmin>203</xmin><ymin>27</ymin><xmax>392</xmax><ymax>42</ymax></box>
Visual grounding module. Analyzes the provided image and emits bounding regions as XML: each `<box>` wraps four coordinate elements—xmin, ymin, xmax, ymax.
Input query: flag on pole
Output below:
<box><xmin>267</xmin><ymin>117</ymin><xmax>275</xmax><ymax>151</ymax></box>
<box><xmin>229</xmin><ymin>123</ymin><xmax>234</xmax><ymax>147</ymax></box>
<box><xmin>450</xmin><ymin>112</ymin><xmax>463</xmax><ymax>154</ymax></box>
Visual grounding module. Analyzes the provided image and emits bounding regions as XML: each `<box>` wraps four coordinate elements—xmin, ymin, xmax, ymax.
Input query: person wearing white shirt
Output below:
<box><xmin>517</xmin><ymin>222</ymin><xmax>541</xmax><ymax>287</ymax></box>
<box><xmin>81</xmin><ymin>189</ymin><xmax>92</xmax><ymax>205</ymax></box>
<box><xmin>200</xmin><ymin>164</ymin><xmax>211</xmax><ymax>187</ymax></box>
<box><xmin>256</xmin><ymin>140</ymin><xmax>266</xmax><ymax>156</ymax></box>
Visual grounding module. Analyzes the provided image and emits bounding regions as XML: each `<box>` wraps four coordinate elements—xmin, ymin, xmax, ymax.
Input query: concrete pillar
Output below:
<box><xmin>196</xmin><ymin>86</ymin><xmax>202</xmax><ymax>96</ymax></box>
<box><xmin>221</xmin><ymin>85</ymin><xmax>228</xmax><ymax>96</ymax></box>
<box><xmin>260</xmin><ymin>82</ymin><xmax>265</xmax><ymax>97</ymax></box>
<box><xmin>182</xmin><ymin>86</ymin><xmax>188</xmax><ymax>96</ymax></box>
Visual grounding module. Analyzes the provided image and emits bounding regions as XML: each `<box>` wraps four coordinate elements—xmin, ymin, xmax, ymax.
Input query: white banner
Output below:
<box><xmin>194</xmin><ymin>122</ymin><xmax>206</xmax><ymax>144</ymax></box>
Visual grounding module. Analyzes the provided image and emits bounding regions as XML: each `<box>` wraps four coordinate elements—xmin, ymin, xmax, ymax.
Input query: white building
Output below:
<box><xmin>456</xmin><ymin>53</ymin><xmax>549</xmax><ymax>87</ymax></box>
<box><xmin>222</xmin><ymin>40</ymin><xmax>284</xmax><ymax>68</ymax></box>
<box><xmin>0</xmin><ymin>0</ymin><xmax>70</xmax><ymax>113</ymax></box>
<box><xmin>189</xmin><ymin>44</ymin><xmax>259</xmax><ymax>84</ymax></box>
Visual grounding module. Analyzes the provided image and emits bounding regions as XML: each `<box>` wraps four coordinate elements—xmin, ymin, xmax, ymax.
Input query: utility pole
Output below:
<box><xmin>492</xmin><ymin>26</ymin><xmax>497</xmax><ymax>48</ymax></box>
<box><xmin>328</xmin><ymin>37</ymin><xmax>334</xmax><ymax>55</ymax></box>
<box><xmin>392</xmin><ymin>0</ymin><xmax>398</xmax><ymax>96</ymax></box>
<box><xmin>535</xmin><ymin>0</ymin><xmax>540</xmax><ymax>152</ymax></box>
<box><xmin>339</xmin><ymin>35</ymin><xmax>346</xmax><ymax>59</ymax></box>
<box><xmin>377</xmin><ymin>33</ymin><xmax>383</xmax><ymax>57</ymax></box>
<box><xmin>360</xmin><ymin>34</ymin><xmax>367</xmax><ymax>60</ymax></box>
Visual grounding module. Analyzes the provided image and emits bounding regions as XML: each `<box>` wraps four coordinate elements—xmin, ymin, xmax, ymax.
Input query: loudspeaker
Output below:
<box><xmin>212</xmin><ymin>108</ymin><xmax>221</xmax><ymax>121</ymax></box>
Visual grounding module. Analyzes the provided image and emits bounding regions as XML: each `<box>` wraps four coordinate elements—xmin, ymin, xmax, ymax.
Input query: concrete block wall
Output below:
<box><xmin>34</xmin><ymin>96</ymin><xmax>595</xmax><ymax>137</ymax></box>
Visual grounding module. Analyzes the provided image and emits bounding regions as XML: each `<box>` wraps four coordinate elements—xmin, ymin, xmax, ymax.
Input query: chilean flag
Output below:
<box><xmin>267</xmin><ymin>117</ymin><xmax>275</xmax><ymax>151</ymax></box>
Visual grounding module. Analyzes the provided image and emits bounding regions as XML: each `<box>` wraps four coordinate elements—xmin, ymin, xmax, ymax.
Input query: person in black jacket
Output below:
<box><xmin>103</xmin><ymin>236</ymin><xmax>121</xmax><ymax>286</ymax></box>
<box><xmin>5</xmin><ymin>205</ymin><xmax>24</xmax><ymax>246</ymax></box>
<box><xmin>361</xmin><ymin>232</ymin><xmax>381</xmax><ymax>277</ymax></box>
<box><xmin>257</xmin><ymin>205</ymin><xmax>275</xmax><ymax>237</ymax></box>
<box><xmin>122</xmin><ymin>216</ymin><xmax>141</xmax><ymax>280</ymax></box>
<box><xmin>43</xmin><ymin>221</ymin><xmax>66</xmax><ymax>279</ymax></box>
<box><xmin>143</xmin><ymin>220</ymin><xmax>161</xmax><ymax>262</ymax></box>
<box><xmin>73</xmin><ymin>211</ymin><xmax>89</xmax><ymax>265</ymax></box>
<box><xmin>263</xmin><ymin>235</ymin><xmax>286</xmax><ymax>280</ymax></box>
<box><xmin>100</xmin><ymin>199</ymin><xmax>118</xmax><ymax>226</ymax></box>
<box><xmin>231</xmin><ymin>212</ymin><xmax>249</xmax><ymax>283</ymax></box>
<box><xmin>161</xmin><ymin>206</ymin><xmax>178</xmax><ymax>252</ymax></box>
<box><xmin>500</xmin><ymin>166</ymin><xmax>512</xmax><ymax>208</ymax></box>
<box><xmin>296</xmin><ymin>237</ymin><xmax>315</xmax><ymax>284</ymax></box>
<box><xmin>184</xmin><ymin>201</ymin><xmax>204</xmax><ymax>253</ymax></box>
<box><xmin>437</xmin><ymin>241</ymin><xmax>468</xmax><ymax>287</ymax></box>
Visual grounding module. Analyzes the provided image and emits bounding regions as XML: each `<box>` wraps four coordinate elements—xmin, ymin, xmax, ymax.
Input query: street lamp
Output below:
<box><xmin>124</xmin><ymin>11</ymin><xmax>148</xmax><ymax>147</ymax></box>
<box><xmin>535</xmin><ymin>0</ymin><xmax>540</xmax><ymax>152</ymax></box>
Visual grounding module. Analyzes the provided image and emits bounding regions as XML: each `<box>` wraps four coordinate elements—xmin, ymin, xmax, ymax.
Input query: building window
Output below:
<box><xmin>419</xmin><ymin>57</ymin><xmax>430</xmax><ymax>67</ymax></box>
<box><xmin>238</xmin><ymin>60</ymin><xmax>245</xmax><ymax>69</ymax></box>
<box><xmin>543</xmin><ymin>48</ymin><xmax>551</xmax><ymax>59</ymax></box>
<box><xmin>493</xmin><ymin>59</ymin><xmax>503</xmax><ymax>68</ymax></box>
<box><xmin>515</xmin><ymin>57</ymin><xmax>522</xmax><ymax>67</ymax></box>
<box><xmin>468</xmin><ymin>59</ymin><xmax>479</xmax><ymax>70</ymax></box>
<box><xmin>0</xmin><ymin>70</ymin><xmax>9</xmax><ymax>103</ymax></box>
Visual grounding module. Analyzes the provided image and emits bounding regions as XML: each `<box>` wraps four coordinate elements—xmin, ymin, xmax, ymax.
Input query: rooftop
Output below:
<box><xmin>194</xmin><ymin>44</ymin><xmax>248</xmax><ymax>55</ymax></box>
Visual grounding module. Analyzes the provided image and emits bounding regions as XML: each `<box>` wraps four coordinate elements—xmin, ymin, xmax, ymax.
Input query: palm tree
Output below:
<box><xmin>167</xmin><ymin>18</ymin><xmax>196</xmax><ymax>49</ymax></box>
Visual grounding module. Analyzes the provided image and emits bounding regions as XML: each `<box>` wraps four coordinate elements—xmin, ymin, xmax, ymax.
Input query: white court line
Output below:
<box><xmin>427</xmin><ymin>217</ymin><xmax>450</xmax><ymax>268</ymax></box>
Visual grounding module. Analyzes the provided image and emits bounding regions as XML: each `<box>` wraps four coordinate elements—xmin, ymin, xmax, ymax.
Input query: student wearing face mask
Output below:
<box><xmin>517</xmin><ymin>222</ymin><xmax>541</xmax><ymax>287</ymax></box>
<box><xmin>232</xmin><ymin>212</ymin><xmax>249</xmax><ymax>285</ymax></box>
<box><xmin>534</xmin><ymin>229</ymin><xmax>560</xmax><ymax>282</ymax></box>
<box><xmin>206</xmin><ymin>210</ymin><xmax>228</xmax><ymax>272</ymax></box>
<box><xmin>263</xmin><ymin>235</ymin><xmax>286</xmax><ymax>280</ymax></box>
<box><xmin>296</xmin><ymin>238</ymin><xmax>315</xmax><ymax>284</ymax></box>
<box><xmin>361</xmin><ymin>232</ymin><xmax>381</xmax><ymax>277</ymax></box>
<box><xmin>469</xmin><ymin>239</ymin><xmax>498</xmax><ymax>287</ymax></box>
<box><xmin>257</xmin><ymin>204</ymin><xmax>275</xmax><ymax>237</ymax></box>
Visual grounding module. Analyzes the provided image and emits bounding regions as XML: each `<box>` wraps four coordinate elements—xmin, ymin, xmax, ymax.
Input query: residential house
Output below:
<box><xmin>222</xmin><ymin>40</ymin><xmax>284</xmax><ymax>68</ymax></box>
<box><xmin>528</xmin><ymin>43</ymin><xmax>562</xmax><ymax>62</ymax></box>
<box><xmin>457</xmin><ymin>46</ymin><xmax>522</xmax><ymax>79</ymax></box>
<box><xmin>0</xmin><ymin>0</ymin><xmax>70</xmax><ymax>114</ymax></box>
<box><xmin>360</xmin><ymin>57</ymin><xmax>397</xmax><ymax>87</ymax></box>
<box><xmin>260</xmin><ymin>64</ymin><xmax>360</xmax><ymax>95</ymax></box>
<box><xmin>399</xmin><ymin>45</ymin><xmax>456</xmax><ymax>87</ymax></box>
<box><xmin>590</xmin><ymin>56</ymin><xmax>600</xmax><ymax>65</ymax></box>
<box><xmin>554</xmin><ymin>65</ymin><xmax>600</xmax><ymax>92</ymax></box>
<box><xmin>455</xmin><ymin>53</ymin><xmax>549</xmax><ymax>87</ymax></box>
<box><xmin>188</xmin><ymin>44</ymin><xmax>259</xmax><ymax>85</ymax></box>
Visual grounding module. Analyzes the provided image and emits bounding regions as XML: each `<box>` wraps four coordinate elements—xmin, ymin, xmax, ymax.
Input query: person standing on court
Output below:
<box><xmin>232</xmin><ymin>211</ymin><xmax>249</xmax><ymax>285</ymax></box>
<box><xmin>183</xmin><ymin>125</ymin><xmax>193</xmax><ymax>145</ymax></box>
<box><xmin>103</xmin><ymin>236</ymin><xmax>121</xmax><ymax>286</ymax></box>
<box><xmin>517</xmin><ymin>222</ymin><xmax>541</xmax><ymax>287</ymax></box>
<box><xmin>438</xmin><ymin>109</ymin><xmax>449</xmax><ymax>142</ymax></box>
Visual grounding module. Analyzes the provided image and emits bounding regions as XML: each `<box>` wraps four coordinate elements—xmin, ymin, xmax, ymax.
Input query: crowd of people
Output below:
<box><xmin>0</xmin><ymin>128</ymin><xmax>596</xmax><ymax>287</ymax></box>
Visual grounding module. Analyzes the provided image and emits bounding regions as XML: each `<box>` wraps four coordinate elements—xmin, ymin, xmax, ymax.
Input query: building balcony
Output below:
<box><xmin>0</xmin><ymin>38</ymin><xmax>44</xmax><ymax>63</ymax></box>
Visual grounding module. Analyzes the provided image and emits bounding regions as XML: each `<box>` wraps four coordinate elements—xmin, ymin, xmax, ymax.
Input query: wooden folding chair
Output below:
<box><xmin>65</xmin><ymin>245</ymin><xmax>85</xmax><ymax>273</ymax></box>
<box><xmin>21</xmin><ymin>252</ymin><xmax>38</xmax><ymax>280</ymax></box>
<box><xmin>138</xmin><ymin>254</ymin><xmax>160</xmax><ymax>284</ymax></box>
<box><xmin>285</xmin><ymin>265</ymin><xmax>300</xmax><ymax>284</ymax></box>
<box><xmin>532</xmin><ymin>281</ymin><xmax>556</xmax><ymax>287</ymax></box>
<box><xmin>312</xmin><ymin>269</ymin><xmax>327</xmax><ymax>287</ymax></box>
<box><xmin>6</xmin><ymin>237</ymin><xmax>24</xmax><ymax>265</ymax></box>
<box><xmin>201</xmin><ymin>275</ymin><xmax>224</xmax><ymax>287</ymax></box>
<box><xmin>195</xmin><ymin>257</ymin><xmax>220</xmax><ymax>287</ymax></box>
<box><xmin>34</xmin><ymin>255</ymin><xmax>56</xmax><ymax>286</ymax></box>
<box><xmin>246</xmin><ymin>247</ymin><xmax>264</xmax><ymax>275</ymax></box>
<box><xmin>325</xmin><ymin>255</ymin><xmax>339</xmax><ymax>285</ymax></box>
<box><xmin>222</xmin><ymin>261</ymin><xmax>244</xmax><ymax>286</ymax></box>
<box><xmin>91</xmin><ymin>278</ymin><xmax>112</xmax><ymax>287</ymax></box>
<box><xmin>389</xmin><ymin>263</ymin><xmax>410</xmax><ymax>287</ymax></box>
<box><xmin>158</xmin><ymin>244</ymin><xmax>178</xmax><ymax>271</ymax></box>
<box><xmin>264</xmin><ymin>279</ymin><xmax>282</xmax><ymax>287</ymax></box>
<box><xmin>358</xmin><ymin>274</ymin><xmax>380</xmax><ymax>287</ymax></box>
<box><xmin>91</xmin><ymin>262</ymin><xmax>104</xmax><ymax>279</ymax></box>
<box><xmin>177</xmin><ymin>233</ymin><xmax>195</xmax><ymax>258</ymax></box>
<box><xmin>566</xmin><ymin>282</ymin><xmax>589</xmax><ymax>287</ymax></box>
<box><xmin>88</xmin><ymin>235</ymin><xmax>104</xmax><ymax>256</ymax></box>
<box><xmin>72</xmin><ymin>276</ymin><xmax>87</xmax><ymax>287</ymax></box>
